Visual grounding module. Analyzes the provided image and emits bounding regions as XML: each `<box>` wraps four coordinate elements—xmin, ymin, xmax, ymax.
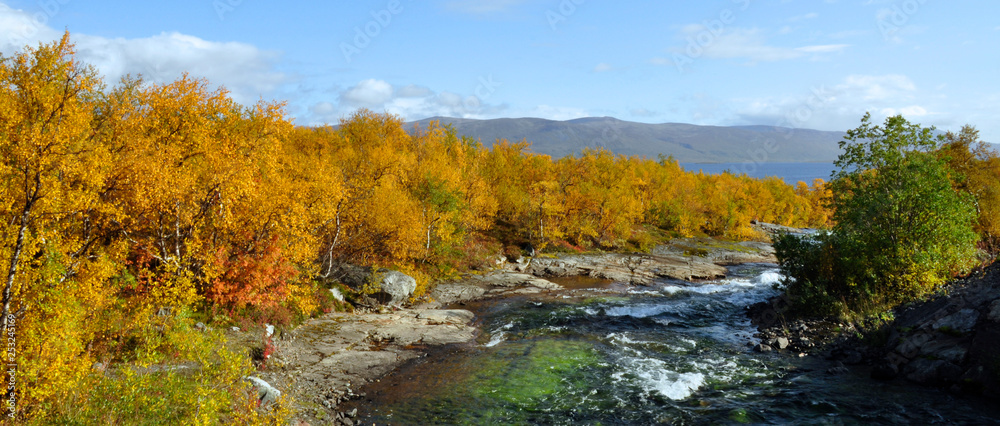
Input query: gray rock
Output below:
<box><xmin>932</xmin><ymin>308</ymin><xmax>979</xmax><ymax>334</ymax></box>
<box><xmin>380</xmin><ymin>270</ymin><xmax>417</xmax><ymax>306</ymax></box>
<box><xmin>769</xmin><ymin>336</ymin><xmax>790</xmax><ymax>350</ymax></box>
<box><xmin>989</xmin><ymin>300</ymin><xmax>1000</xmax><ymax>322</ymax></box>
<box><xmin>416</xmin><ymin>309</ymin><xmax>475</xmax><ymax>325</ymax></box>
<box><xmin>896</xmin><ymin>332</ymin><xmax>934</xmax><ymax>359</ymax></box>
<box><xmin>753</xmin><ymin>343</ymin><xmax>773</xmax><ymax>352</ymax></box>
<box><xmin>335</xmin><ymin>265</ymin><xmax>417</xmax><ymax>306</ymax></box>
<box><xmin>429</xmin><ymin>282</ymin><xmax>487</xmax><ymax>305</ymax></box>
<box><xmin>245</xmin><ymin>376</ymin><xmax>281</xmax><ymax>406</ymax></box>
<box><xmin>904</xmin><ymin>358</ymin><xmax>948</xmax><ymax>384</ymax></box>
<box><xmin>918</xmin><ymin>339</ymin><xmax>968</xmax><ymax>364</ymax></box>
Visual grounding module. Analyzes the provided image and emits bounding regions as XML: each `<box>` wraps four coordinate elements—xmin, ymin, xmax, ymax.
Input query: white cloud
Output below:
<box><xmin>306</xmin><ymin>79</ymin><xmax>509</xmax><ymax>125</ymax></box>
<box><xmin>630</xmin><ymin>108</ymin><xmax>659</xmax><ymax>118</ymax></box>
<box><xmin>0</xmin><ymin>4</ymin><xmax>287</xmax><ymax>106</ymax></box>
<box><xmin>788</xmin><ymin>12</ymin><xmax>819</xmax><ymax>22</ymax></box>
<box><xmin>673</xmin><ymin>26</ymin><xmax>848</xmax><ymax>63</ymax></box>
<box><xmin>529</xmin><ymin>105</ymin><xmax>589</xmax><ymax>121</ymax></box>
<box><xmin>397</xmin><ymin>84</ymin><xmax>433</xmax><ymax>98</ymax></box>
<box><xmin>341</xmin><ymin>79</ymin><xmax>395</xmax><ymax>106</ymax></box>
<box><xmin>593</xmin><ymin>62</ymin><xmax>613</xmax><ymax>72</ymax></box>
<box><xmin>732</xmin><ymin>74</ymin><xmax>927</xmax><ymax>132</ymax></box>
<box><xmin>444</xmin><ymin>0</ymin><xmax>527</xmax><ymax>14</ymax></box>
<box><xmin>795</xmin><ymin>44</ymin><xmax>849</xmax><ymax>53</ymax></box>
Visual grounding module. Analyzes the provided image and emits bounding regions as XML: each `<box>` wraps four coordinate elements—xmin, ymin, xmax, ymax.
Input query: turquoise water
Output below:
<box><xmin>681</xmin><ymin>162</ymin><xmax>836</xmax><ymax>186</ymax></box>
<box><xmin>344</xmin><ymin>265</ymin><xmax>1000</xmax><ymax>425</ymax></box>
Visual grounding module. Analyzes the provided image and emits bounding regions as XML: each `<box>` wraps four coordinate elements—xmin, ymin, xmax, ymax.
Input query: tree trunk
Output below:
<box><xmin>3</xmin><ymin>175</ymin><xmax>40</xmax><ymax>332</ymax></box>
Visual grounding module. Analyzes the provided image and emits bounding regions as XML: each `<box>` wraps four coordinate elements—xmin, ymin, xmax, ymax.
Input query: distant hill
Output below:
<box><xmin>405</xmin><ymin>116</ymin><xmax>845</xmax><ymax>163</ymax></box>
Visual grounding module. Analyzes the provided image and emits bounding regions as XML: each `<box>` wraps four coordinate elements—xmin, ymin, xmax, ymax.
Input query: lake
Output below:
<box><xmin>680</xmin><ymin>162</ymin><xmax>836</xmax><ymax>186</ymax></box>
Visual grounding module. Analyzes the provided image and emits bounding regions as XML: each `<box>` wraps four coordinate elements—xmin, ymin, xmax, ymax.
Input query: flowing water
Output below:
<box><xmin>344</xmin><ymin>264</ymin><xmax>1000</xmax><ymax>425</ymax></box>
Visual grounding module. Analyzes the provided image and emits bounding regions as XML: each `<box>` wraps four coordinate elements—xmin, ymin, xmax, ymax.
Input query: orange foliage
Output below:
<box><xmin>1</xmin><ymin>34</ymin><xmax>836</xmax><ymax>422</ymax></box>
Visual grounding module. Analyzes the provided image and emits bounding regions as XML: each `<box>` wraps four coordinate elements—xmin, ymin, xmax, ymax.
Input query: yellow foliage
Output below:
<box><xmin>0</xmin><ymin>34</ymin><xmax>840</xmax><ymax>423</ymax></box>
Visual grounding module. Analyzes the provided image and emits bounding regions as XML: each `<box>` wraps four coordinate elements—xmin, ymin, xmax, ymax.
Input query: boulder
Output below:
<box><xmin>932</xmin><ymin>309</ymin><xmax>979</xmax><ymax>334</ymax></box>
<box><xmin>379</xmin><ymin>270</ymin><xmax>417</xmax><ymax>306</ymax></box>
<box><xmin>245</xmin><ymin>376</ymin><xmax>281</xmax><ymax>406</ymax></box>
<box><xmin>769</xmin><ymin>336</ymin><xmax>790</xmax><ymax>350</ymax></box>
<box><xmin>335</xmin><ymin>264</ymin><xmax>417</xmax><ymax>306</ymax></box>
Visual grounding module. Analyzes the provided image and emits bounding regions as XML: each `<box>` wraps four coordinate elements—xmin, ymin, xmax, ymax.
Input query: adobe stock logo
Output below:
<box><xmin>1</xmin><ymin>0</ymin><xmax>70</xmax><ymax>43</ymax></box>
<box><xmin>547</xmin><ymin>0</ymin><xmax>586</xmax><ymax>31</ymax></box>
<box><xmin>877</xmin><ymin>0</ymin><xmax>928</xmax><ymax>41</ymax></box>
<box><xmin>341</xmin><ymin>0</ymin><xmax>408</xmax><ymax>64</ymax></box>
<box><xmin>213</xmin><ymin>0</ymin><xmax>244</xmax><ymax>21</ymax></box>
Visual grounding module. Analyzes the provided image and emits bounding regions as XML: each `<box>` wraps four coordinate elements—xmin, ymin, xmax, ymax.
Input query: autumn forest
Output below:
<box><xmin>4</xmin><ymin>35</ymin><xmax>999</xmax><ymax>423</ymax></box>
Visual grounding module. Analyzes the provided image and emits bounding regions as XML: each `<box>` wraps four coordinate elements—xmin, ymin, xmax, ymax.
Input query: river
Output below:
<box><xmin>342</xmin><ymin>264</ymin><xmax>1000</xmax><ymax>425</ymax></box>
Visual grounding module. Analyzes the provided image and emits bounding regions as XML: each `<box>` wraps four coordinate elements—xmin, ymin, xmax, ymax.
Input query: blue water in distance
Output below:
<box><xmin>681</xmin><ymin>162</ymin><xmax>836</xmax><ymax>186</ymax></box>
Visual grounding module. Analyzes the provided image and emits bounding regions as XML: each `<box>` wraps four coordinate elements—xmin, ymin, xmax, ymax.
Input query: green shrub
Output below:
<box><xmin>776</xmin><ymin>113</ymin><xmax>980</xmax><ymax>317</ymax></box>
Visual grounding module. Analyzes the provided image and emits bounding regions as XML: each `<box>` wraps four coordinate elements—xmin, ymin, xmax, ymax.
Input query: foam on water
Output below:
<box><xmin>621</xmin><ymin>357</ymin><xmax>706</xmax><ymax>400</ymax></box>
<box><xmin>604</xmin><ymin>303</ymin><xmax>674</xmax><ymax>318</ymax></box>
<box><xmin>483</xmin><ymin>322</ymin><xmax>514</xmax><ymax>347</ymax></box>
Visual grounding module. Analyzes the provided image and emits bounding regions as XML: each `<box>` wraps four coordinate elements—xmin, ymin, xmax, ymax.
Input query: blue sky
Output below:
<box><xmin>1</xmin><ymin>0</ymin><xmax>997</xmax><ymax>142</ymax></box>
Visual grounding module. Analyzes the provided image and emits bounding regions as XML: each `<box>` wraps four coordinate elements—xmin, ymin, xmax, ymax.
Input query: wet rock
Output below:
<box><xmin>753</xmin><ymin>343</ymin><xmax>773</xmax><ymax>352</ymax></box>
<box><xmin>827</xmin><ymin>361</ymin><xmax>850</xmax><ymax>375</ymax></box>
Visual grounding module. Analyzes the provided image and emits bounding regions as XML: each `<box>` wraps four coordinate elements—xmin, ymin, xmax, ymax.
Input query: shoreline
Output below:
<box><xmin>257</xmin><ymin>237</ymin><xmax>777</xmax><ymax>424</ymax></box>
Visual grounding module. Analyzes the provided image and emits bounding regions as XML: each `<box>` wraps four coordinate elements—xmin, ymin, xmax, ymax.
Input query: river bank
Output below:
<box><xmin>248</xmin><ymin>233</ymin><xmax>1000</xmax><ymax>424</ymax></box>
<box><xmin>244</xmin><ymin>237</ymin><xmax>775</xmax><ymax>424</ymax></box>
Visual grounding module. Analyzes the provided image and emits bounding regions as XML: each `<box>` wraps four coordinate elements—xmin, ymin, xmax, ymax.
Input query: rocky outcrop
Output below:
<box><xmin>652</xmin><ymin>238</ymin><xmax>778</xmax><ymax>266</ymax></box>
<box><xmin>429</xmin><ymin>237</ymin><xmax>780</xmax><ymax>307</ymax></box>
<box><xmin>334</xmin><ymin>264</ymin><xmax>417</xmax><ymax>306</ymax></box>
<box><xmin>522</xmin><ymin>252</ymin><xmax>727</xmax><ymax>284</ymax></box>
<box><xmin>258</xmin><ymin>308</ymin><xmax>477</xmax><ymax>423</ymax></box>
<box><xmin>870</xmin><ymin>264</ymin><xmax>1000</xmax><ymax>397</ymax></box>
<box><xmin>755</xmin><ymin>262</ymin><xmax>1000</xmax><ymax>400</ymax></box>
<box><xmin>751</xmin><ymin>221</ymin><xmax>814</xmax><ymax>238</ymax></box>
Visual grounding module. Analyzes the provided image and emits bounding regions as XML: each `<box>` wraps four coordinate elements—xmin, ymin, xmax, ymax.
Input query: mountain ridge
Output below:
<box><xmin>405</xmin><ymin>116</ymin><xmax>844</xmax><ymax>163</ymax></box>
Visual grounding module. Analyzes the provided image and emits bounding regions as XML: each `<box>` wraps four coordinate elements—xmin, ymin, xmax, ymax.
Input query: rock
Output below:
<box><xmin>753</xmin><ymin>343</ymin><xmax>773</xmax><ymax>352</ymax></box>
<box><xmin>769</xmin><ymin>336</ymin><xmax>790</xmax><ymax>350</ymax></box>
<box><xmin>416</xmin><ymin>309</ymin><xmax>475</xmax><ymax>325</ymax></box>
<box><xmin>336</xmin><ymin>265</ymin><xmax>417</xmax><ymax>306</ymax></box>
<box><xmin>988</xmin><ymin>300</ymin><xmax>1000</xmax><ymax>322</ymax></box>
<box><xmin>896</xmin><ymin>332</ymin><xmax>934</xmax><ymax>359</ymax></box>
<box><xmin>231</xmin><ymin>326</ymin><xmax>241</xmax><ymax>332</ymax></box>
<box><xmin>429</xmin><ymin>282</ymin><xmax>486</xmax><ymax>305</ymax></box>
<box><xmin>380</xmin><ymin>270</ymin><xmax>417</xmax><ymax>306</ymax></box>
<box><xmin>245</xmin><ymin>376</ymin><xmax>281</xmax><ymax>406</ymax></box>
<box><xmin>265</xmin><ymin>324</ymin><xmax>275</xmax><ymax>338</ymax></box>
<box><xmin>826</xmin><ymin>361</ymin><xmax>849</xmax><ymax>375</ymax></box>
<box><xmin>194</xmin><ymin>322</ymin><xmax>206</xmax><ymax>331</ymax></box>
<box><xmin>932</xmin><ymin>309</ymin><xmax>979</xmax><ymax>334</ymax></box>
